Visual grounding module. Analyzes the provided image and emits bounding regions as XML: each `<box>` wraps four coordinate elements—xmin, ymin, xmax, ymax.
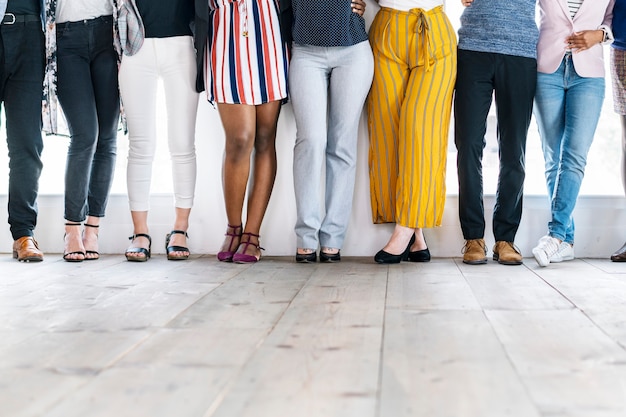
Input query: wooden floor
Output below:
<box><xmin>2</xmin><ymin>254</ymin><xmax>626</xmax><ymax>417</ymax></box>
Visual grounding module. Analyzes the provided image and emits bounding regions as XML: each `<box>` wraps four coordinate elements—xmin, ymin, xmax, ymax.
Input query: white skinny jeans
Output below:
<box><xmin>119</xmin><ymin>36</ymin><xmax>199</xmax><ymax>211</ymax></box>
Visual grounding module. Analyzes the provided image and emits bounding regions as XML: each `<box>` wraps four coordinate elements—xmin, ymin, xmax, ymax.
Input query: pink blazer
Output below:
<box><xmin>537</xmin><ymin>0</ymin><xmax>614</xmax><ymax>77</ymax></box>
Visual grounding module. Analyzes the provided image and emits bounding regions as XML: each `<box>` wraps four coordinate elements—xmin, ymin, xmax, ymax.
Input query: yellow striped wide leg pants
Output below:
<box><xmin>367</xmin><ymin>6</ymin><xmax>456</xmax><ymax>228</ymax></box>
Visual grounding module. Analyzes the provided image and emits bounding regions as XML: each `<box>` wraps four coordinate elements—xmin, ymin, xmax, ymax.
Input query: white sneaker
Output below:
<box><xmin>551</xmin><ymin>242</ymin><xmax>575</xmax><ymax>263</ymax></box>
<box><xmin>532</xmin><ymin>235</ymin><xmax>561</xmax><ymax>267</ymax></box>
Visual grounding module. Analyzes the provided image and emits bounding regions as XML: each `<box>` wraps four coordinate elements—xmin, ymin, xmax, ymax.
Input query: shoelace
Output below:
<box><xmin>541</xmin><ymin>237</ymin><xmax>561</xmax><ymax>257</ymax></box>
<box><xmin>462</xmin><ymin>240</ymin><xmax>485</xmax><ymax>254</ymax></box>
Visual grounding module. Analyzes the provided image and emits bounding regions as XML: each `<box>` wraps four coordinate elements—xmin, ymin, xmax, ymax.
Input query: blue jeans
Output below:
<box><xmin>0</xmin><ymin>20</ymin><xmax>45</xmax><ymax>240</ymax></box>
<box><xmin>56</xmin><ymin>16</ymin><xmax>119</xmax><ymax>222</ymax></box>
<box><xmin>290</xmin><ymin>41</ymin><xmax>373</xmax><ymax>250</ymax></box>
<box><xmin>534</xmin><ymin>55</ymin><xmax>605</xmax><ymax>244</ymax></box>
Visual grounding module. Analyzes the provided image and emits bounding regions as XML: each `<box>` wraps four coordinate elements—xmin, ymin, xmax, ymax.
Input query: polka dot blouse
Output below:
<box><xmin>291</xmin><ymin>0</ymin><xmax>368</xmax><ymax>47</ymax></box>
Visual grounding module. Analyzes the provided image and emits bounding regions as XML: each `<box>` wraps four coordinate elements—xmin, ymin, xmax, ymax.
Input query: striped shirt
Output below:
<box><xmin>568</xmin><ymin>0</ymin><xmax>584</xmax><ymax>18</ymax></box>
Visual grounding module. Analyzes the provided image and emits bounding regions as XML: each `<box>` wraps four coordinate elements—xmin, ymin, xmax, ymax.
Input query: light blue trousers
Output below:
<box><xmin>290</xmin><ymin>41</ymin><xmax>374</xmax><ymax>250</ymax></box>
<box><xmin>534</xmin><ymin>55</ymin><xmax>605</xmax><ymax>244</ymax></box>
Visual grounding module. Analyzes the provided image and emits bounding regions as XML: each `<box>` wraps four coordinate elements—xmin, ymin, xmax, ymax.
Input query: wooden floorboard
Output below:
<box><xmin>1</xmin><ymin>255</ymin><xmax>626</xmax><ymax>416</ymax></box>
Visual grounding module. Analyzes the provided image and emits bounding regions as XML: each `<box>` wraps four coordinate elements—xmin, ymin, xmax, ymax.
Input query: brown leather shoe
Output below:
<box><xmin>12</xmin><ymin>236</ymin><xmax>44</xmax><ymax>262</ymax></box>
<box><xmin>493</xmin><ymin>241</ymin><xmax>523</xmax><ymax>265</ymax></box>
<box><xmin>610</xmin><ymin>241</ymin><xmax>626</xmax><ymax>262</ymax></box>
<box><xmin>462</xmin><ymin>238</ymin><xmax>487</xmax><ymax>265</ymax></box>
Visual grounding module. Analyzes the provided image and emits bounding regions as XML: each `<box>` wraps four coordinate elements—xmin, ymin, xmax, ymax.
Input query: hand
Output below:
<box><xmin>461</xmin><ymin>0</ymin><xmax>474</xmax><ymax>6</ymax></box>
<box><xmin>352</xmin><ymin>0</ymin><xmax>366</xmax><ymax>16</ymax></box>
<box><xmin>565</xmin><ymin>30</ymin><xmax>604</xmax><ymax>53</ymax></box>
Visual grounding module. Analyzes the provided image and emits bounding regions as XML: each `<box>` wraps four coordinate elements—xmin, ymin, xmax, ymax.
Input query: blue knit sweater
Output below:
<box><xmin>457</xmin><ymin>0</ymin><xmax>538</xmax><ymax>59</ymax></box>
<box><xmin>613</xmin><ymin>0</ymin><xmax>626</xmax><ymax>50</ymax></box>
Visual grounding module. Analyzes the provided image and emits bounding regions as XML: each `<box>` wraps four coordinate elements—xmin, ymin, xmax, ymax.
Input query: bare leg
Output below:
<box><xmin>620</xmin><ymin>115</ymin><xmax>626</xmax><ymax>194</ymax></box>
<box><xmin>382</xmin><ymin>224</ymin><xmax>415</xmax><ymax>255</ymax></box>
<box><xmin>613</xmin><ymin>116</ymin><xmax>626</xmax><ymax>261</ymax></box>
<box><xmin>126</xmin><ymin>210</ymin><xmax>150</xmax><ymax>259</ymax></box>
<box><xmin>382</xmin><ymin>224</ymin><xmax>429</xmax><ymax>255</ymax></box>
<box><xmin>411</xmin><ymin>227</ymin><xmax>428</xmax><ymax>251</ymax></box>
<box><xmin>168</xmin><ymin>207</ymin><xmax>191</xmax><ymax>257</ymax></box>
<box><xmin>237</xmin><ymin>101</ymin><xmax>281</xmax><ymax>258</ymax></box>
<box><xmin>217</xmin><ymin>103</ymin><xmax>257</xmax><ymax>254</ymax></box>
<box><xmin>64</xmin><ymin>222</ymin><xmax>85</xmax><ymax>261</ymax></box>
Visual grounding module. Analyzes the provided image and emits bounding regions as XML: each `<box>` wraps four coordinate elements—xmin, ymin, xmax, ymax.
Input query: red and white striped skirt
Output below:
<box><xmin>206</xmin><ymin>0</ymin><xmax>288</xmax><ymax>105</ymax></box>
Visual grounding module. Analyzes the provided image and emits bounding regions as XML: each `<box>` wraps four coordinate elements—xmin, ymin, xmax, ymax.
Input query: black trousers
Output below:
<box><xmin>454</xmin><ymin>49</ymin><xmax>537</xmax><ymax>242</ymax></box>
<box><xmin>0</xmin><ymin>20</ymin><xmax>45</xmax><ymax>240</ymax></box>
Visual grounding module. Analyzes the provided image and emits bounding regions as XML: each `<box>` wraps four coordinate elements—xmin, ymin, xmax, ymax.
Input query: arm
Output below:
<box><xmin>351</xmin><ymin>0</ymin><xmax>366</xmax><ymax>16</ymax></box>
<box><xmin>566</xmin><ymin>1</ymin><xmax>615</xmax><ymax>53</ymax></box>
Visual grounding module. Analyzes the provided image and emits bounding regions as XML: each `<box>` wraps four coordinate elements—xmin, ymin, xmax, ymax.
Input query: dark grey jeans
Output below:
<box><xmin>56</xmin><ymin>15</ymin><xmax>119</xmax><ymax>222</ymax></box>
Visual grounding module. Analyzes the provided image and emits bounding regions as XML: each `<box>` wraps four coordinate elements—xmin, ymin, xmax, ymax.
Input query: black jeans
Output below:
<box><xmin>56</xmin><ymin>15</ymin><xmax>119</xmax><ymax>222</ymax></box>
<box><xmin>454</xmin><ymin>49</ymin><xmax>537</xmax><ymax>242</ymax></box>
<box><xmin>0</xmin><ymin>20</ymin><xmax>45</xmax><ymax>240</ymax></box>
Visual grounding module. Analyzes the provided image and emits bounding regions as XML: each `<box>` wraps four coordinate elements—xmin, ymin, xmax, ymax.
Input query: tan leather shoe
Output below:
<box><xmin>462</xmin><ymin>238</ymin><xmax>487</xmax><ymax>265</ymax></box>
<box><xmin>12</xmin><ymin>236</ymin><xmax>44</xmax><ymax>262</ymax></box>
<box><xmin>493</xmin><ymin>241</ymin><xmax>523</xmax><ymax>265</ymax></box>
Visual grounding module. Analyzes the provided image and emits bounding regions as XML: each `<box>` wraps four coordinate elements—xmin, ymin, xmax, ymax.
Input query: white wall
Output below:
<box><xmin>1</xmin><ymin>95</ymin><xmax>626</xmax><ymax>259</ymax></box>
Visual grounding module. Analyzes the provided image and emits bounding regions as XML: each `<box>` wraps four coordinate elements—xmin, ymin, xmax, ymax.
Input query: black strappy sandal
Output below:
<box><xmin>165</xmin><ymin>230</ymin><xmax>189</xmax><ymax>261</ymax></box>
<box><xmin>83</xmin><ymin>223</ymin><xmax>100</xmax><ymax>260</ymax></box>
<box><xmin>63</xmin><ymin>222</ymin><xmax>85</xmax><ymax>262</ymax></box>
<box><xmin>125</xmin><ymin>233</ymin><xmax>152</xmax><ymax>262</ymax></box>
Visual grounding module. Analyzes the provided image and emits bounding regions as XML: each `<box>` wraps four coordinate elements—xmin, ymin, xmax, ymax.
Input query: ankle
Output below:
<box><xmin>65</xmin><ymin>222</ymin><xmax>82</xmax><ymax>235</ymax></box>
<box><xmin>226</xmin><ymin>224</ymin><xmax>242</xmax><ymax>235</ymax></box>
<box><xmin>241</xmin><ymin>232</ymin><xmax>260</xmax><ymax>245</ymax></box>
<box><xmin>130</xmin><ymin>235</ymin><xmax>150</xmax><ymax>248</ymax></box>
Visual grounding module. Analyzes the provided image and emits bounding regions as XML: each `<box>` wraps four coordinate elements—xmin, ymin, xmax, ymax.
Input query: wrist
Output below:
<box><xmin>598</xmin><ymin>24</ymin><xmax>614</xmax><ymax>45</ymax></box>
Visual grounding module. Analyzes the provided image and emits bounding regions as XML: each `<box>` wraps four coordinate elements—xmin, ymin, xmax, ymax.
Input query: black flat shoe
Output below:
<box><xmin>408</xmin><ymin>248</ymin><xmax>430</xmax><ymax>262</ymax></box>
<box><xmin>320</xmin><ymin>250</ymin><xmax>341</xmax><ymax>263</ymax></box>
<box><xmin>296</xmin><ymin>251</ymin><xmax>317</xmax><ymax>263</ymax></box>
<box><xmin>374</xmin><ymin>235</ymin><xmax>415</xmax><ymax>264</ymax></box>
<box><xmin>166</xmin><ymin>230</ymin><xmax>189</xmax><ymax>261</ymax></box>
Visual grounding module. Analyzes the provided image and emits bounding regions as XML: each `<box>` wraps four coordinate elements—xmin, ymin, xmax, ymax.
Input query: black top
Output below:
<box><xmin>136</xmin><ymin>0</ymin><xmax>194</xmax><ymax>39</ymax></box>
<box><xmin>6</xmin><ymin>0</ymin><xmax>41</xmax><ymax>16</ymax></box>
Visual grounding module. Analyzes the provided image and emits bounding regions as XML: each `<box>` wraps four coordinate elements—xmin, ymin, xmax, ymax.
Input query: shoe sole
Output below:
<box><xmin>462</xmin><ymin>258</ymin><xmax>487</xmax><ymax>265</ymax></box>
<box><xmin>493</xmin><ymin>254</ymin><xmax>523</xmax><ymax>265</ymax></box>
<box><xmin>15</xmin><ymin>257</ymin><xmax>43</xmax><ymax>262</ymax></box>
<box><xmin>551</xmin><ymin>256</ymin><xmax>574</xmax><ymax>263</ymax></box>
<box><xmin>296</xmin><ymin>258</ymin><xmax>315</xmax><ymax>263</ymax></box>
<box><xmin>532</xmin><ymin>248</ymin><xmax>550</xmax><ymax>267</ymax></box>
<box><xmin>13</xmin><ymin>251</ymin><xmax>43</xmax><ymax>262</ymax></box>
<box><xmin>125</xmin><ymin>255</ymin><xmax>149</xmax><ymax>262</ymax></box>
<box><xmin>320</xmin><ymin>253</ymin><xmax>340</xmax><ymax>263</ymax></box>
